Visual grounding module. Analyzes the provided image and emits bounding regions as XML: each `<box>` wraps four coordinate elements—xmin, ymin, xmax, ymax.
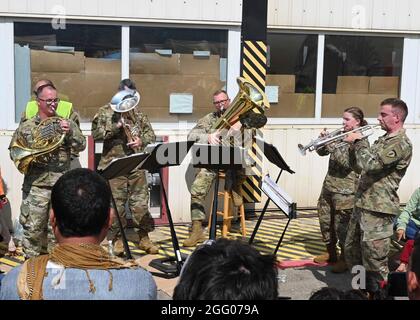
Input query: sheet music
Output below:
<box><xmin>261</xmin><ymin>175</ymin><xmax>294</xmax><ymax>216</ymax></box>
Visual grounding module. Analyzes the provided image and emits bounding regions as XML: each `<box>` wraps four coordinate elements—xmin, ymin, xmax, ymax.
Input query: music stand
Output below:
<box><xmin>142</xmin><ymin>140</ymin><xmax>195</xmax><ymax>278</ymax></box>
<box><xmin>249</xmin><ymin>138</ymin><xmax>295</xmax><ymax>254</ymax></box>
<box><xmin>191</xmin><ymin>143</ymin><xmax>246</xmax><ymax>240</ymax></box>
<box><xmin>99</xmin><ymin>152</ymin><xmax>151</xmax><ymax>260</ymax></box>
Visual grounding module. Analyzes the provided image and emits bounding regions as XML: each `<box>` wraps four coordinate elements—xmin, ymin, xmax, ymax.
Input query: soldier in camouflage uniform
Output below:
<box><xmin>184</xmin><ymin>89</ymin><xmax>244</xmax><ymax>247</ymax></box>
<box><xmin>91</xmin><ymin>79</ymin><xmax>159</xmax><ymax>255</ymax></box>
<box><xmin>344</xmin><ymin>98</ymin><xmax>412</xmax><ymax>296</ymax></box>
<box><xmin>9</xmin><ymin>83</ymin><xmax>86</xmax><ymax>258</ymax></box>
<box><xmin>314</xmin><ymin>107</ymin><xmax>367</xmax><ymax>273</ymax></box>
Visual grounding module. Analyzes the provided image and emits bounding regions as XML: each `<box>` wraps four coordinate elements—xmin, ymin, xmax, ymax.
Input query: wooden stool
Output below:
<box><xmin>208</xmin><ymin>173</ymin><xmax>246</xmax><ymax>238</ymax></box>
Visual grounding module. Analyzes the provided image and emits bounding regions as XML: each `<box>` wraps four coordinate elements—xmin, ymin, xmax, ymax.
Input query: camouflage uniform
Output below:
<box><xmin>9</xmin><ymin>112</ymin><xmax>86</xmax><ymax>258</ymax></box>
<box><xmin>92</xmin><ymin>104</ymin><xmax>156</xmax><ymax>240</ymax></box>
<box><xmin>317</xmin><ymin>143</ymin><xmax>359</xmax><ymax>255</ymax></box>
<box><xmin>188</xmin><ymin>112</ymin><xmax>219</xmax><ymax>221</ymax></box>
<box><xmin>188</xmin><ymin>112</ymin><xmax>244</xmax><ymax>222</ymax></box>
<box><xmin>345</xmin><ymin>129</ymin><xmax>412</xmax><ymax>290</ymax></box>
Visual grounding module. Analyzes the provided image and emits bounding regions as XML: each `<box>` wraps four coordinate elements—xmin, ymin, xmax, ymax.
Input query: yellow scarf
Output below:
<box><xmin>17</xmin><ymin>243</ymin><xmax>140</xmax><ymax>300</ymax></box>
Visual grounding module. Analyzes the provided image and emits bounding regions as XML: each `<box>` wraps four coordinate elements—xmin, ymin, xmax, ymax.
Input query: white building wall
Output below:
<box><xmin>0</xmin><ymin>0</ymin><xmax>242</xmax><ymax>24</ymax></box>
<box><xmin>2</xmin><ymin>125</ymin><xmax>420</xmax><ymax>223</ymax></box>
<box><xmin>2</xmin><ymin>0</ymin><xmax>420</xmax><ymax>31</ymax></box>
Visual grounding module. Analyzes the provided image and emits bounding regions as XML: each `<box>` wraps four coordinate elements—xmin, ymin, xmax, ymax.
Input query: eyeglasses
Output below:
<box><xmin>37</xmin><ymin>98</ymin><xmax>60</xmax><ymax>106</ymax></box>
<box><xmin>213</xmin><ymin>99</ymin><xmax>228</xmax><ymax>105</ymax></box>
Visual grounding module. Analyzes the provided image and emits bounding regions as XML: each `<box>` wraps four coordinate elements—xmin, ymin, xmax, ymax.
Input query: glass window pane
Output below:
<box><xmin>266</xmin><ymin>33</ymin><xmax>318</xmax><ymax>118</ymax></box>
<box><xmin>129</xmin><ymin>26</ymin><xmax>227</xmax><ymax>122</ymax></box>
<box><xmin>14</xmin><ymin>22</ymin><xmax>121</xmax><ymax>122</ymax></box>
<box><xmin>322</xmin><ymin>35</ymin><xmax>403</xmax><ymax>118</ymax></box>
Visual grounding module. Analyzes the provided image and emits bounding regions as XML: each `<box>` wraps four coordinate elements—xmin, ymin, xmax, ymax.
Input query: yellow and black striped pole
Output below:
<box><xmin>240</xmin><ymin>0</ymin><xmax>268</xmax><ymax>203</ymax></box>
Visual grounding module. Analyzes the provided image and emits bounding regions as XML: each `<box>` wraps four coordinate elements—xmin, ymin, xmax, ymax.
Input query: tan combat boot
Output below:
<box><xmin>183</xmin><ymin>220</ymin><xmax>206</xmax><ymax>247</ymax></box>
<box><xmin>113</xmin><ymin>239</ymin><xmax>125</xmax><ymax>257</ymax></box>
<box><xmin>313</xmin><ymin>243</ymin><xmax>338</xmax><ymax>264</ymax></box>
<box><xmin>138</xmin><ymin>232</ymin><xmax>160</xmax><ymax>254</ymax></box>
<box><xmin>331</xmin><ymin>252</ymin><xmax>348</xmax><ymax>273</ymax></box>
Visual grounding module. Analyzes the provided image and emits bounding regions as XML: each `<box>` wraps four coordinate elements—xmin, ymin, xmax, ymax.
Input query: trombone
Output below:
<box><xmin>297</xmin><ymin>124</ymin><xmax>380</xmax><ymax>156</ymax></box>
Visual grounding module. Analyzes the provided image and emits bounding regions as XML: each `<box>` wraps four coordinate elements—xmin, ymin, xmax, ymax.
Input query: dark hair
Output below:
<box><xmin>380</xmin><ymin>98</ymin><xmax>408</xmax><ymax>122</ymax></box>
<box><xmin>341</xmin><ymin>289</ymin><xmax>368</xmax><ymax>300</ymax></box>
<box><xmin>309</xmin><ymin>287</ymin><xmax>343</xmax><ymax>300</ymax></box>
<box><xmin>344</xmin><ymin>106</ymin><xmax>368</xmax><ymax>126</ymax></box>
<box><xmin>118</xmin><ymin>78</ymin><xmax>137</xmax><ymax>91</ymax></box>
<box><xmin>173</xmin><ymin>238</ymin><xmax>278</xmax><ymax>300</ymax></box>
<box><xmin>51</xmin><ymin>168</ymin><xmax>112</xmax><ymax>237</ymax></box>
<box><xmin>310</xmin><ymin>287</ymin><xmax>369</xmax><ymax>300</ymax></box>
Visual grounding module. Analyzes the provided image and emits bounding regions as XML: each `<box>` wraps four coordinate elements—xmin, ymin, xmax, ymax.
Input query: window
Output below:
<box><xmin>14</xmin><ymin>22</ymin><xmax>121</xmax><ymax>122</ymax></box>
<box><xmin>129</xmin><ymin>26</ymin><xmax>228</xmax><ymax>122</ymax></box>
<box><xmin>266</xmin><ymin>33</ymin><xmax>318</xmax><ymax>117</ymax></box>
<box><xmin>322</xmin><ymin>35</ymin><xmax>403</xmax><ymax>117</ymax></box>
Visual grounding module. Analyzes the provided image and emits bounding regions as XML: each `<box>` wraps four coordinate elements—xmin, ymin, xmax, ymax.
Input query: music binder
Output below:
<box><xmin>142</xmin><ymin>141</ymin><xmax>194</xmax><ymax>278</ymax></box>
<box><xmin>248</xmin><ymin>139</ymin><xmax>296</xmax><ymax>255</ymax></box>
<box><xmin>98</xmin><ymin>151</ymin><xmax>154</xmax><ymax>260</ymax></box>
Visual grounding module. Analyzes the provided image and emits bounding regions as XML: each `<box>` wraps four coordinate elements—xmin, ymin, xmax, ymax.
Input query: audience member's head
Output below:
<box><xmin>310</xmin><ymin>287</ymin><xmax>368</xmax><ymax>300</ymax></box>
<box><xmin>309</xmin><ymin>287</ymin><xmax>342</xmax><ymax>300</ymax></box>
<box><xmin>407</xmin><ymin>235</ymin><xmax>420</xmax><ymax>300</ymax></box>
<box><xmin>173</xmin><ymin>238</ymin><xmax>278</xmax><ymax>300</ymax></box>
<box><xmin>50</xmin><ymin>168</ymin><xmax>113</xmax><ymax>244</ymax></box>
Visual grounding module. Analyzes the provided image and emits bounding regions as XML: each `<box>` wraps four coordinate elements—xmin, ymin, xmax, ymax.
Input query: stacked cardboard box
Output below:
<box><xmin>322</xmin><ymin>76</ymin><xmax>399</xmax><ymax>118</ymax></box>
<box><xmin>265</xmin><ymin>74</ymin><xmax>315</xmax><ymax>117</ymax></box>
<box><xmin>30</xmin><ymin>50</ymin><xmax>224</xmax><ymax>122</ymax></box>
<box><xmin>131</xmin><ymin>53</ymin><xmax>223</xmax><ymax>122</ymax></box>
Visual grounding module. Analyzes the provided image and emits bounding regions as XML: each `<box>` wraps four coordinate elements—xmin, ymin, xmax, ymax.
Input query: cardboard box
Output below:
<box><xmin>130</xmin><ymin>52</ymin><xmax>181</xmax><ymax>74</ymax></box>
<box><xmin>85</xmin><ymin>58</ymin><xmax>121</xmax><ymax>74</ymax></box>
<box><xmin>31</xmin><ymin>50</ymin><xmax>85</xmax><ymax>73</ymax></box>
<box><xmin>336</xmin><ymin>76</ymin><xmax>370</xmax><ymax>94</ymax></box>
<box><xmin>83</xmin><ymin>58</ymin><xmax>121</xmax><ymax>108</ymax></box>
<box><xmin>131</xmin><ymin>74</ymin><xmax>223</xmax><ymax>109</ymax></box>
<box><xmin>368</xmin><ymin>76</ymin><xmax>399</xmax><ymax>95</ymax></box>
<box><xmin>321</xmin><ymin>94</ymin><xmax>367</xmax><ymax>118</ymax></box>
<box><xmin>179</xmin><ymin>54</ymin><xmax>220</xmax><ymax>76</ymax></box>
<box><xmin>31</xmin><ymin>72</ymin><xmax>86</xmax><ymax>111</ymax></box>
<box><xmin>140</xmin><ymin>106</ymin><xmax>211</xmax><ymax>122</ymax></box>
<box><xmin>365</xmin><ymin>94</ymin><xmax>390</xmax><ymax>117</ymax></box>
<box><xmin>266</xmin><ymin>93</ymin><xmax>315</xmax><ymax>117</ymax></box>
<box><xmin>266</xmin><ymin>74</ymin><xmax>296</xmax><ymax>93</ymax></box>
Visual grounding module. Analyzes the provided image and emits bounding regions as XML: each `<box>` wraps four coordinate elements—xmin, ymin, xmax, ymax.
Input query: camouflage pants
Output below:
<box><xmin>108</xmin><ymin>169</ymin><xmax>154</xmax><ymax>240</ymax></box>
<box><xmin>317</xmin><ymin>189</ymin><xmax>353</xmax><ymax>251</ymax></box>
<box><xmin>20</xmin><ymin>185</ymin><xmax>56</xmax><ymax>258</ymax></box>
<box><xmin>190</xmin><ymin>169</ymin><xmax>244</xmax><ymax>221</ymax></box>
<box><xmin>345</xmin><ymin>207</ymin><xmax>394</xmax><ymax>286</ymax></box>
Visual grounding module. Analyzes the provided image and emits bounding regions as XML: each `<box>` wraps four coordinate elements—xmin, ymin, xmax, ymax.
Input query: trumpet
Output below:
<box><xmin>298</xmin><ymin>124</ymin><xmax>380</xmax><ymax>156</ymax></box>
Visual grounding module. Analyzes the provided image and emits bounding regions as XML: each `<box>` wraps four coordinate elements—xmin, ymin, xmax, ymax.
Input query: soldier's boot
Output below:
<box><xmin>313</xmin><ymin>243</ymin><xmax>338</xmax><ymax>264</ymax></box>
<box><xmin>113</xmin><ymin>239</ymin><xmax>125</xmax><ymax>257</ymax></box>
<box><xmin>183</xmin><ymin>220</ymin><xmax>206</xmax><ymax>247</ymax></box>
<box><xmin>138</xmin><ymin>232</ymin><xmax>160</xmax><ymax>254</ymax></box>
<box><xmin>331</xmin><ymin>249</ymin><xmax>348</xmax><ymax>273</ymax></box>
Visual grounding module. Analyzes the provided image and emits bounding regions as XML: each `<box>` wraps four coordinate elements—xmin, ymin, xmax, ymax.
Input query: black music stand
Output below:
<box><xmin>143</xmin><ymin>141</ymin><xmax>195</xmax><ymax>278</ymax></box>
<box><xmin>249</xmin><ymin>139</ymin><xmax>296</xmax><ymax>254</ymax></box>
<box><xmin>191</xmin><ymin>143</ymin><xmax>246</xmax><ymax>240</ymax></box>
<box><xmin>99</xmin><ymin>152</ymin><xmax>151</xmax><ymax>260</ymax></box>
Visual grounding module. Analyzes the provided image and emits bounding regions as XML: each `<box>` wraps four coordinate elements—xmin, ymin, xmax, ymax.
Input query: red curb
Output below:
<box><xmin>277</xmin><ymin>259</ymin><xmax>329</xmax><ymax>269</ymax></box>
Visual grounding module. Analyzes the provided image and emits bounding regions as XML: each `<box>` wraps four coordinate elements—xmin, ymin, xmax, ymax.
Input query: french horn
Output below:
<box><xmin>10</xmin><ymin>116</ymin><xmax>66</xmax><ymax>174</ymax></box>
